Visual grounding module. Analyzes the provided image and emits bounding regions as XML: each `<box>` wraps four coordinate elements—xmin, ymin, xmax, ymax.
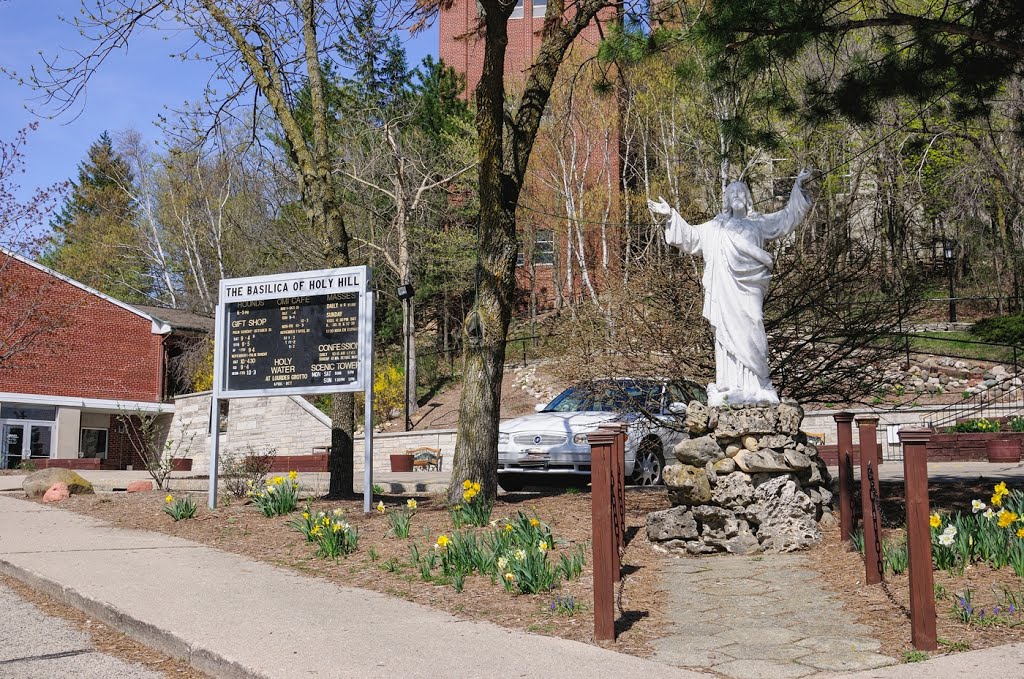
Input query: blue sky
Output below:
<box><xmin>0</xmin><ymin>1</ymin><xmax>438</xmax><ymax>210</ymax></box>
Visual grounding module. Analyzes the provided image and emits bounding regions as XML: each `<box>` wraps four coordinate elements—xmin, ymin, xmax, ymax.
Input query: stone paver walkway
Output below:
<box><xmin>652</xmin><ymin>553</ymin><xmax>895</xmax><ymax>679</ymax></box>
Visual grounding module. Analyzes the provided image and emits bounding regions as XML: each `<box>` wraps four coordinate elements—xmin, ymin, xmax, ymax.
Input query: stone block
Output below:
<box><xmin>714</xmin><ymin>406</ymin><xmax>780</xmax><ymax>438</ymax></box>
<box><xmin>647</xmin><ymin>506</ymin><xmax>699</xmax><ymax>541</ymax></box>
<box><xmin>42</xmin><ymin>483</ymin><xmax>70</xmax><ymax>503</ymax></box>
<box><xmin>664</xmin><ymin>464</ymin><xmax>712</xmax><ymax>505</ymax></box>
<box><xmin>674</xmin><ymin>435</ymin><xmax>723</xmax><ymax>466</ymax></box>
<box><xmin>24</xmin><ymin>469</ymin><xmax>94</xmax><ymax>498</ymax></box>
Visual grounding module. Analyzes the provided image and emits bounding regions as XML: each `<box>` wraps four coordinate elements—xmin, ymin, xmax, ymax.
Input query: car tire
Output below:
<box><xmin>630</xmin><ymin>439</ymin><xmax>665</xmax><ymax>486</ymax></box>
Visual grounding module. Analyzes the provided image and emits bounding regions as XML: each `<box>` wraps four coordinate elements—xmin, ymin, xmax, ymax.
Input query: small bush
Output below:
<box><xmin>222</xmin><ymin>446</ymin><xmax>277</xmax><ymax>498</ymax></box>
<box><xmin>310</xmin><ymin>510</ymin><xmax>359</xmax><ymax>559</ymax></box>
<box><xmin>17</xmin><ymin>460</ymin><xmax>36</xmax><ymax>472</ymax></box>
<box><xmin>946</xmin><ymin>418</ymin><xmax>1000</xmax><ymax>433</ymax></box>
<box><xmin>163</xmin><ymin>494</ymin><xmax>197</xmax><ymax>521</ymax></box>
<box><xmin>970</xmin><ymin>313</ymin><xmax>1024</xmax><ymax>346</ymax></box>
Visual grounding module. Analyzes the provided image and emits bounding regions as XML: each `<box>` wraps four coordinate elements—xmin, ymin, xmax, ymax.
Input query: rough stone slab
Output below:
<box><xmin>713</xmin><ymin>626</ymin><xmax>803</xmax><ymax>646</ymax></box>
<box><xmin>797</xmin><ymin>651</ymin><xmax>895</xmax><ymax>672</ymax></box>
<box><xmin>714</xmin><ymin>643</ymin><xmax>815</xmax><ymax>662</ymax></box>
<box><xmin>794</xmin><ymin>636</ymin><xmax>882</xmax><ymax>653</ymax></box>
<box><xmin>712</xmin><ymin>658</ymin><xmax>816</xmax><ymax>679</ymax></box>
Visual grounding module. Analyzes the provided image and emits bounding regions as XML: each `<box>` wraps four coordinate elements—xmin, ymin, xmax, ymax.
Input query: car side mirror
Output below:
<box><xmin>667</xmin><ymin>401</ymin><xmax>688</xmax><ymax>415</ymax></box>
<box><xmin>534</xmin><ymin>403</ymin><xmax>546</xmax><ymax>412</ymax></box>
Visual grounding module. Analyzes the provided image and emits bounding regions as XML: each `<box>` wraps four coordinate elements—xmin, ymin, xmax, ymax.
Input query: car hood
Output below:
<box><xmin>500</xmin><ymin>411</ymin><xmax>624</xmax><ymax>435</ymax></box>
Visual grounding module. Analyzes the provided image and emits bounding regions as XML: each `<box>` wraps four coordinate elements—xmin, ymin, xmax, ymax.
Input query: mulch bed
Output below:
<box><xmin>806</xmin><ymin>479</ymin><xmax>1024</xmax><ymax>659</ymax></box>
<box><xmin>43</xmin><ymin>488</ymin><xmax>673</xmax><ymax>657</ymax></box>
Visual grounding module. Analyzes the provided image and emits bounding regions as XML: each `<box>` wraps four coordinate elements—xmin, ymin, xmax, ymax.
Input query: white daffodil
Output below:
<box><xmin>972</xmin><ymin>499</ymin><xmax>986</xmax><ymax>513</ymax></box>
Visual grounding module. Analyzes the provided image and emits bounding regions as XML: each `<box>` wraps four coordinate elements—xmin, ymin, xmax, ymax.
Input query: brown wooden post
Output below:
<box><xmin>588</xmin><ymin>429</ymin><xmax>616</xmax><ymax>641</ymax></box>
<box><xmin>834</xmin><ymin>411</ymin><xmax>856</xmax><ymax>542</ymax></box>
<box><xmin>898</xmin><ymin>428</ymin><xmax>938</xmax><ymax>652</ymax></box>
<box><xmin>599</xmin><ymin>423</ymin><xmax>627</xmax><ymax>581</ymax></box>
<box><xmin>857</xmin><ymin>415</ymin><xmax>883</xmax><ymax>584</ymax></box>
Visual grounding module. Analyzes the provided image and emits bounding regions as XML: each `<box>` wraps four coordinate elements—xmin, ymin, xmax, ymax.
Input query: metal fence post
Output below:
<box><xmin>857</xmin><ymin>416</ymin><xmax>883</xmax><ymax>584</ymax></box>
<box><xmin>898</xmin><ymin>428</ymin><xmax>938</xmax><ymax>651</ymax></box>
<box><xmin>588</xmin><ymin>429</ymin><xmax>617</xmax><ymax>641</ymax></box>
<box><xmin>834</xmin><ymin>411</ymin><xmax>856</xmax><ymax>542</ymax></box>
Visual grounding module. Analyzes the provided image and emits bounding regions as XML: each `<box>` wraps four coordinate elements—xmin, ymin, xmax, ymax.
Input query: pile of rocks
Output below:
<box><xmin>877</xmin><ymin>357</ymin><xmax>1019</xmax><ymax>397</ymax></box>
<box><xmin>647</xmin><ymin>400</ymin><xmax>834</xmax><ymax>555</ymax></box>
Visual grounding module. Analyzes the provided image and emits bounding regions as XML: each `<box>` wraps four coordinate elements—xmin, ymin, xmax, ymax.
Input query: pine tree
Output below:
<box><xmin>336</xmin><ymin>0</ymin><xmax>410</xmax><ymax>115</ymax></box>
<box><xmin>43</xmin><ymin>132</ymin><xmax>150</xmax><ymax>302</ymax></box>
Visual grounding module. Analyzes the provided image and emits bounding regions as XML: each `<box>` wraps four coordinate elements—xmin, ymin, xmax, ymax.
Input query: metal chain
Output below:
<box><xmin>867</xmin><ymin>462</ymin><xmax>911</xmax><ymax>619</ymax></box>
<box><xmin>845</xmin><ymin>454</ymin><xmax>860</xmax><ymax>523</ymax></box>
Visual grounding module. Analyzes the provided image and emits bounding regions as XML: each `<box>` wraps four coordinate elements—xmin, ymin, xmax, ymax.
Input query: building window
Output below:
<box><xmin>80</xmin><ymin>428</ymin><xmax>109</xmax><ymax>459</ymax></box>
<box><xmin>219</xmin><ymin>400</ymin><xmax>229</xmax><ymax>434</ymax></box>
<box><xmin>511</xmin><ymin>0</ymin><xmax>524</xmax><ymax>19</ymax></box>
<box><xmin>534</xmin><ymin>230</ymin><xmax>554</xmax><ymax>265</ymax></box>
<box><xmin>532</xmin><ymin>1</ymin><xmax>546</xmax><ymax>18</ymax></box>
<box><xmin>0</xmin><ymin>403</ymin><xmax>56</xmax><ymax>421</ymax></box>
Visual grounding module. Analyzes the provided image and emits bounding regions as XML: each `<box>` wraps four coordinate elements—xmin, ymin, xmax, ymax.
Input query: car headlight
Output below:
<box><xmin>573</xmin><ymin>433</ymin><xmax>589</xmax><ymax>446</ymax></box>
<box><xmin>498</xmin><ymin>432</ymin><xmax>509</xmax><ymax>444</ymax></box>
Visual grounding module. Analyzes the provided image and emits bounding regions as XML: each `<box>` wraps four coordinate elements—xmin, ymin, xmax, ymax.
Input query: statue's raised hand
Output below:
<box><xmin>795</xmin><ymin>168</ymin><xmax>814</xmax><ymax>186</ymax></box>
<box><xmin>647</xmin><ymin>196</ymin><xmax>672</xmax><ymax>218</ymax></box>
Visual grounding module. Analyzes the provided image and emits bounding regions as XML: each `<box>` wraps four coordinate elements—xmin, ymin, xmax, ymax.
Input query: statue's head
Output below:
<box><xmin>723</xmin><ymin>181</ymin><xmax>754</xmax><ymax>217</ymax></box>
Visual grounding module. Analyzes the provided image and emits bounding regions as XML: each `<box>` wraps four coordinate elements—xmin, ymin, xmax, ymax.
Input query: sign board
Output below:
<box><xmin>208</xmin><ymin>266</ymin><xmax>375</xmax><ymax>512</ymax></box>
<box><xmin>213</xmin><ymin>267</ymin><xmax>372</xmax><ymax>398</ymax></box>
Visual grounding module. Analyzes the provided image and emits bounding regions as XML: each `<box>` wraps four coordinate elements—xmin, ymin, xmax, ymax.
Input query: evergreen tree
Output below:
<box><xmin>336</xmin><ymin>0</ymin><xmax>410</xmax><ymax>115</ymax></box>
<box><xmin>43</xmin><ymin>132</ymin><xmax>150</xmax><ymax>302</ymax></box>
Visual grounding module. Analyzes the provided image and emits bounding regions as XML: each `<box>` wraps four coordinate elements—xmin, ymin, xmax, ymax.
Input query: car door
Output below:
<box><xmin>656</xmin><ymin>383</ymin><xmax>690</xmax><ymax>452</ymax></box>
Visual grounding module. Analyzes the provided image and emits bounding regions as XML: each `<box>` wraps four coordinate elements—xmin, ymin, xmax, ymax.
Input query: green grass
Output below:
<box><xmin>908</xmin><ymin>331</ymin><xmax>1020</xmax><ymax>364</ymax></box>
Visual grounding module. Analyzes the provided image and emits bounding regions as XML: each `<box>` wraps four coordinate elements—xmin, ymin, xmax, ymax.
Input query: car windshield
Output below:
<box><xmin>543</xmin><ymin>382</ymin><xmax>663</xmax><ymax>413</ymax></box>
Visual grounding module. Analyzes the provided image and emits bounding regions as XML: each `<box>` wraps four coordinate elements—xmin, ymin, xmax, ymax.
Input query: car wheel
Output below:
<box><xmin>498</xmin><ymin>475</ymin><xmax>527</xmax><ymax>492</ymax></box>
<box><xmin>630</xmin><ymin>439</ymin><xmax>665</xmax><ymax>486</ymax></box>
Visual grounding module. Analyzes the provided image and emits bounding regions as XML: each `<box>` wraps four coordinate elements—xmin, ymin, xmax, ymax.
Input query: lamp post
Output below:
<box><xmin>397</xmin><ymin>282</ymin><xmax>415</xmax><ymax>432</ymax></box>
<box><xmin>944</xmin><ymin>242</ymin><xmax>957</xmax><ymax>323</ymax></box>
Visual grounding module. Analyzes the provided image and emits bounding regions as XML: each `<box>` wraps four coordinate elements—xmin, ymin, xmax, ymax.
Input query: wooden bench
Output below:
<box><xmin>408</xmin><ymin>447</ymin><xmax>443</xmax><ymax>472</ymax></box>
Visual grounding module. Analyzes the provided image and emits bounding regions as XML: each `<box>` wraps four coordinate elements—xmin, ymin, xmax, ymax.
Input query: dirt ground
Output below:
<box><xmin>35</xmin><ymin>478</ymin><xmax>1024</xmax><ymax>664</ymax></box>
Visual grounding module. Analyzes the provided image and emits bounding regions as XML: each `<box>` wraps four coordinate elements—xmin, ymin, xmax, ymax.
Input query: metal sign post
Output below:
<box><xmin>208</xmin><ymin>266</ymin><xmax>374</xmax><ymax>510</ymax></box>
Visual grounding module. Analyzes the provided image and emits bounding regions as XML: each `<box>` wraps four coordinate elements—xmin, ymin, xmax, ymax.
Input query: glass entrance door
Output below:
<box><xmin>2</xmin><ymin>424</ymin><xmax>25</xmax><ymax>469</ymax></box>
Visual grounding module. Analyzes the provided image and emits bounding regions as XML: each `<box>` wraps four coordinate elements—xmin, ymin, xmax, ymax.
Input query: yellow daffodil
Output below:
<box><xmin>407</xmin><ymin>499</ymin><xmax>417</xmax><ymax>510</ymax></box>
<box><xmin>472</xmin><ymin>482</ymin><xmax>481</xmax><ymax>493</ymax></box>
<box><xmin>273</xmin><ymin>476</ymin><xmax>284</xmax><ymax>485</ymax></box>
<box><xmin>504</xmin><ymin>524</ymin><xmax>513</xmax><ymax>533</ymax></box>
<box><xmin>929</xmin><ymin>513</ymin><xmax>941</xmax><ymax>529</ymax></box>
<box><xmin>288</xmin><ymin>470</ymin><xmax>298</xmax><ymax>481</ymax></box>
<box><xmin>333</xmin><ymin>508</ymin><xmax>343</xmax><ymax>516</ymax></box>
<box><xmin>436</xmin><ymin>534</ymin><xmax>450</xmax><ymax>549</ymax></box>
<box><xmin>995</xmin><ymin>481</ymin><xmax>1009</xmax><ymax>496</ymax></box>
<box><xmin>998</xmin><ymin>510</ymin><xmax>1019</xmax><ymax>528</ymax></box>
<box><xmin>462</xmin><ymin>490</ymin><xmax>474</xmax><ymax>502</ymax></box>
<box><xmin>376</xmin><ymin>500</ymin><xmax>385</xmax><ymax>513</ymax></box>
<box><xmin>530</xmin><ymin>518</ymin><xmax>540</xmax><ymax>527</ymax></box>
<box><xmin>497</xmin><ymin>556</ymin><xmax>508</xmax><ymax>569</ymax></box>
<box><xmin>538</xmin><ymin>541</ymin><xmax>549</xmax><ymax>552</ymax></box>
<box><xmin>992</xmin><ymin>493</ymin><xmax>1004</xmax><ymax>507</ymax></box>
<box><xmin>165</xmin><ymin>495</ymin><xmax>174</xmax><ymax>503</ymax></box>
<box><xmin>514</xmin><ymin>549</ymin><xmax>527</xmax><ymax>561</ymax></box>
<box><xmin>332</xmin><ymin>523</ymin><xmax>341</xmax><ymax>533</ymax></box>
<box><xmin>303</xmin><ymin>512</ymin><xmax>310</xmax><ymax>520</ymax></box>
<box><xmin>504</xmin><ymin>572</ymin><xmax>515</xmax><ymax>582</ymax></box>
<box><xmin>1017</xmin><ymin>527</ymin><xmax>1024</xmax><ymax>539</ymax></box>
<box><xmin>453</xmin><ymin>504</ymin><xmax>462</xmax><ymax>511</ymax></box>
<box><xmin>463</xmin><ymin>479</ymin><xmax>473</xmax><ymax>490</ymax></box>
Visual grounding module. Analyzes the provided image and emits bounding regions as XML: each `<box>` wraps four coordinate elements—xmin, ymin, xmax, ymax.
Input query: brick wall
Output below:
<box><xmin>0</xmin><ymin>254</ymin><xmax>165</xmax><ymax>402</ymax></box>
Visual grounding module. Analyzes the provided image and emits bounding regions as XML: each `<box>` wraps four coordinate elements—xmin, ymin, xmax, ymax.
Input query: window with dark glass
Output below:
<box><xmin>80</xmin><ymin>428</ymin><xmax>109</xmax><ymax>458</ymax></box>
<box><xmin>534</xmin><ymin>230</ymin><xmax>554</xmax><ymax>264</ymax></box>
<box><xmin>0</xmin><ymin>403</ymin><xmax>57</xmax><ymax>421</ymax></box>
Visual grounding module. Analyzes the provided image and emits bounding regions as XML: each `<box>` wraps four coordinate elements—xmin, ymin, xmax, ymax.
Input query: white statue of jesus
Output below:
<box><xmin>648</xmin><ymin>170</ymin><xmax>813</xmax><ymax>407</ymax></box>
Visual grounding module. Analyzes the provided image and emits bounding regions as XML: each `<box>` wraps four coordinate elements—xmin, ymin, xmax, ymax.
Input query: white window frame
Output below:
<box><xmin>532</xmin><ymin>1</ymin><xmax>547</xmax><ymax>18</ymax></box>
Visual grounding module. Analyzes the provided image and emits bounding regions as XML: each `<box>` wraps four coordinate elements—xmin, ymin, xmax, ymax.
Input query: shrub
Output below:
<box><xmin>222</xmin><ymin>446</ymin><xmax>277</xmax><ymax>498</ymax></box>
<box><xmin>16</xmin><ymin>460</ymin><xmax>36</xmax><ymax>472</ymax></box>
<box><xmin>946</xmin><ymin>418</ymin><xmax>1000</xmax><ymax>433</ymax></box>
<box><xmin>250</xmin><ymin>472</ymin><xmax>300</xmax><ymax>517</ymax></box>
<box><xmin>970</xmin><ymin>313</ymin><xmax>1024</xmax><ymax>346</ymax></box>
<box><xmin>930</xmin><ymin>483</ymin><xmax>1024</xmax><ymax>575</ymax></box>
<box><xmin>289</xmin><ymin>502</ymin><xmax>319</xmax><ymax>542</ymax></box>
<box><xmin>163</xmin><ymin>494</ymin><xmax>197</xmax><ymax>521</ymax></box>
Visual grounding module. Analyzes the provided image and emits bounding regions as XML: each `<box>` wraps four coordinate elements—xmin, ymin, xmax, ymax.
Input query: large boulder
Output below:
<box><xmin>744</xmin><ymin>475</ymin><xmax>821</xmax><ymax>552</ymax></box>
<box><xmin>714</xmin><ymin>406</ymin><xmax>780</xmax><ymax>438</ymax></box>
<box><xmin>710</xmin><ymin>471</ymin><xmax>756</xmax><ymax>509</ymax></box>
<box><xmin>776</xmin><ymin>401</ymin><xmax>803</xmax><ymax>435</ymax></box>
<box><xmin>23</xmin><ymin>468</ymin><xmax>94</xmax><ymax>498</ymax></box>
<box><xmin>646</xmin><ymin>506</ymin><xmax>699</xmax><ymax>541</ymax></box>
<box><xmin>684</xmin><ymin>401</ymin><xmax>717</xmax><ymax>435</ymax></box>
<box><xmin>664</xmin><ymin>464</ymin><xmax>712</xmax><ymax>505</ymax></box>
<box><xmin>42</xmin><ymin>483</ymin><xmax>70</xmax><ymax>504</ymax></box>
<box><xmin>733</xmin><ymin>449</ymin><xmax>791</xmax><ymax>473</ymax></box>
<box><xmin>674</xmin><ymin>435</ymin><xmax>723</xmax><ymax>466</ymax></box>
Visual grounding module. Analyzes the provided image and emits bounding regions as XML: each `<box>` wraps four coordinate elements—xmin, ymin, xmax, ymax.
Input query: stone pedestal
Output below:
<box><xmin>646</xmin><ymin>400</ymin><xmax>834</xmax><ymax>555</ymax></box>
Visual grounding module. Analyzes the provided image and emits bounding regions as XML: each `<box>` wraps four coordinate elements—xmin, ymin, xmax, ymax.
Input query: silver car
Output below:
<box><xmin>497</xmin><ymin>378</ymin><xmax>707</xmax><ymax>491</ymax></box>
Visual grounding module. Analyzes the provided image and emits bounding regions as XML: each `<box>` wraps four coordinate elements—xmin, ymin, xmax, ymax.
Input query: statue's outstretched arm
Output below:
<box><xmin>761</xmin><ymin>169</ymin><xmax>813</xmax><ymax>241</ymax></box>
<box><xmin>649</xmin><ymin>196</ymin><xmax>702</xmax><ymax>255</ymax></box>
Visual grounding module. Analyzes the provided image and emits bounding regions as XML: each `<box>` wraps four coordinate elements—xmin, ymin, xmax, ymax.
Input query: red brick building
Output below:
<box><xmin>0</xmin><ymin>249</ymin><xmax>209</xmax><ymax>469</ymax></box>
<box><xmin>439</xmin><ymin>0</ymin><xmax>620</xmax><ymax>312</ymax></box>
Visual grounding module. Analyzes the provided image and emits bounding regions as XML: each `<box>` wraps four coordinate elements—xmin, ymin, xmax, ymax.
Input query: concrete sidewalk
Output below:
<box><xmin>0</xmin><ymin>495</ymin><xmax>705</xmax><ymax>679</ymax></box>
